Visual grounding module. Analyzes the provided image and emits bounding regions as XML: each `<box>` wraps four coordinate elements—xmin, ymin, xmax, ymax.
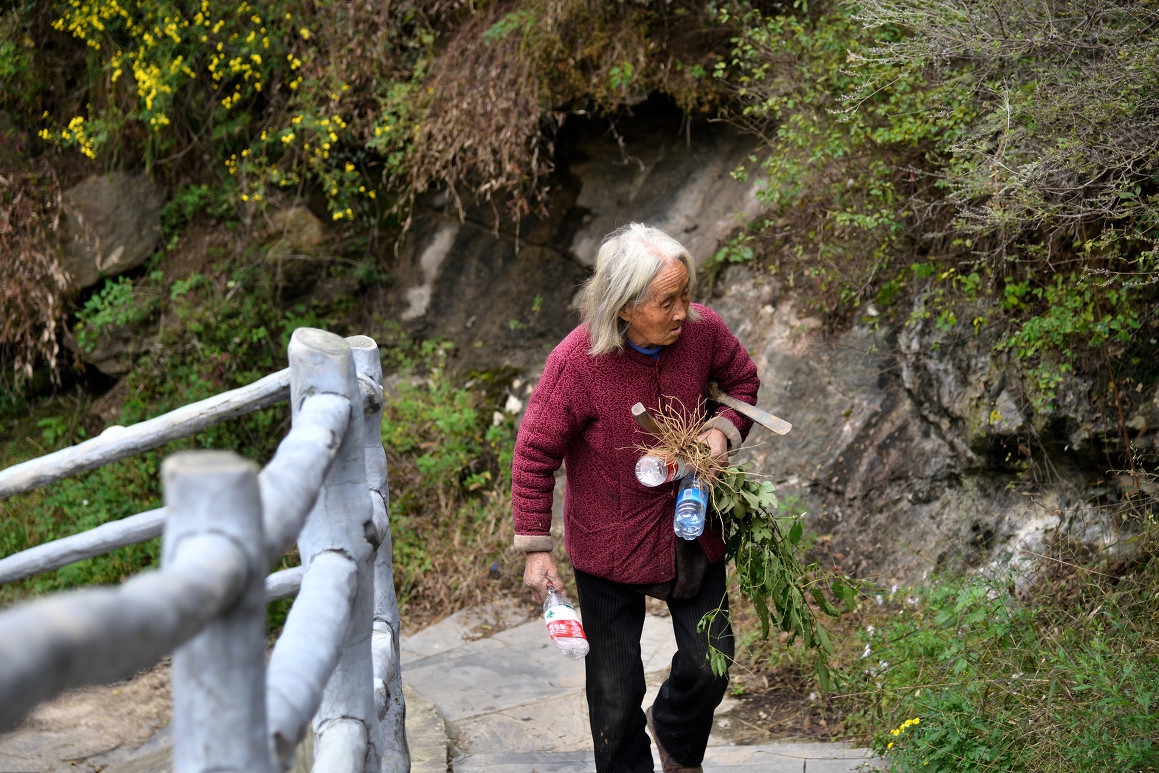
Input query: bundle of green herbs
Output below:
<box><xmin>637</xmin><ymin>401</ymin><xmax>856</xmax><ymax>687</ymax></box>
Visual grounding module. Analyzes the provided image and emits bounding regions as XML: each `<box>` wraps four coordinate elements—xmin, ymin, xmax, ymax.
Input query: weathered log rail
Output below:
<box><xmin>0</xmin><ymin>328</ymin><xmax>408</xmax><ymax>773</ymax></box>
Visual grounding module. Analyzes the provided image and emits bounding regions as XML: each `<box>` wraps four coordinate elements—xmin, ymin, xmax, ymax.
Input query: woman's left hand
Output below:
<box><xmin>697</xmin><ymin>427</ymin><xmax>728</xmax><ymax>464</ymax></box>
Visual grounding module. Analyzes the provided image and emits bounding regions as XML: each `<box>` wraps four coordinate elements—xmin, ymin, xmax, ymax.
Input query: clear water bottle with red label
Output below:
<box><xmin>543</xmin><ymin>582</ymin><xmax>589</xmax><ymax>660</ymax></box>
<box><xmin>635</xmin><ymin>454</ymin><xmax>689</xmax><ymax>487</ymax></box>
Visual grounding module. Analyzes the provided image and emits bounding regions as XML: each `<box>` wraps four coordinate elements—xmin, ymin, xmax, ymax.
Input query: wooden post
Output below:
<box><xmin>348</xmin><ymin>335</ymin><xmax>409</xmax><ymax>772</ymax></box>
<box><xmin>287</xmin><ymin>328</ymin><xmax>379</xmax><ymax>773</ymax></box>
<box><xmin>164</xmin><ymin>451</ymin><xmax>271</xmax><ymax>773</ymax></box>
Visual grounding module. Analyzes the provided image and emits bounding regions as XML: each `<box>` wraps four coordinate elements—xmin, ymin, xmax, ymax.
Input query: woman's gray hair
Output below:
<box><xmin>579</xmin><ymin>222</ymin><xmax>701</xmax><ymax>356</ymax></box>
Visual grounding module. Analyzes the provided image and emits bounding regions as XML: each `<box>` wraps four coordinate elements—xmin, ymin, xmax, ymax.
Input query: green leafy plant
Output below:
<box><xmin>378</xmin><ymin>336</ymin><xmax>521</xmax><ymax>618</ymax></box>
<box><xmin>998</xmin><ymin>273</ymin><xmax>1142</xmax><ymax>411</ymax></box>
<box><xmin>854</xmin><ymin>562</ymin><xmax>1159</xmax><ymax>773</ymax></box>
<box><xmin>631</xmin><ymin>399</ymin><xmax>856</xmax><ymax>685</ymax></box>
<box><xmin>74</xmin><ymin>276</ymin><xmax>158</xmax><ymax>354</ymax></box>
<box><xmin>705</xmin><ymin>466</ymin><xmax>856</xmax><ymax>687</ymax></box>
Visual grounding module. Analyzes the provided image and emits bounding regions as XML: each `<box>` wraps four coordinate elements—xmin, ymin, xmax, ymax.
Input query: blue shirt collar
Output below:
<box><xmin>627</xmin><ymin>340</ymin><xmax>663</xmax><ymax>359</ymax></box>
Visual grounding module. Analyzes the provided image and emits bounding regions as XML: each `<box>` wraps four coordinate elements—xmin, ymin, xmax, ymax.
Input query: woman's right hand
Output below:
<box><xmin>523</xmin><ymin>551</ymin><xmax>564</xmax><ymax>605</ymax></box>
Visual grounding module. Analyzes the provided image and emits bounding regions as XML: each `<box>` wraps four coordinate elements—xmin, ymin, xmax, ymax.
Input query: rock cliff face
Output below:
<box><xmin>708</xmin><ymin>273</ymin><xmax>1128</xmax><ymax>586</ymax></box>
<box><xmin>379</xmin><ymin>100</ymin><xmax>766</xmax><ymax>375</ymax></box>
<box><xmin>384</xmin><ymin>100</ymin><xmax>1157</xmax><ymax>583</ymax></box>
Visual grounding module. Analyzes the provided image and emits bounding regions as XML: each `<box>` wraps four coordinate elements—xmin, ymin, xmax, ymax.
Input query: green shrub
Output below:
<box><xmin>855</xmin><ymin>565</ymin><xmax>1159</xmax><ymax>773</ymax></box>
<box><xmin>0</xmin><ymin>243</ymin><xmax>345</xmax><ymax>607</ymax></box>
<box><xmin>378</xmin><ymin>335</ymin><xmax>521</xmax><ymax>621</ymax></box>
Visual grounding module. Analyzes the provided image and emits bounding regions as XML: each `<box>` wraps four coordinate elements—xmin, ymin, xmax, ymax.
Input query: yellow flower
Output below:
<box><xmin>887</xmin><ymin>717</ymin><xmax>921</xmax><ymax>741</ymax></box>
<box><xmin>299</xmin><ymin>28</ymin><xmax>310</xmax><ymax>39</ymax></box>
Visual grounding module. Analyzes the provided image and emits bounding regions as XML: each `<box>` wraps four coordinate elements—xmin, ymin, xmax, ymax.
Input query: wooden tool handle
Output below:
<box><xmin>630</xmin><ymin>403</ymin><xmax>663</xmax><ymax>437</ymax></box>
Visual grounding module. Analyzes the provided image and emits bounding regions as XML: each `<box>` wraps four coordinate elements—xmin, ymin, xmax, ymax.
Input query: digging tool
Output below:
<box><xmin>707</xmin><ymin>381</ymin><xmax>792</xmax><ymax>435</ymax></box>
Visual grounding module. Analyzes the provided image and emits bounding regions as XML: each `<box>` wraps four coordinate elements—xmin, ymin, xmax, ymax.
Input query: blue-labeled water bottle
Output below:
<box><xmin>673</xmin><ymin>473</ymin><xmax>708</xmax><ymax>540</ymax></box>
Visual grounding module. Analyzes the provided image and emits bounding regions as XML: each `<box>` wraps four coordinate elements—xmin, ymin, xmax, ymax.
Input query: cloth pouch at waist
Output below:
<box><xmin>630</xmin><ymin>536</ymin><xmax>710</xmax><ymax>601</ymax></box>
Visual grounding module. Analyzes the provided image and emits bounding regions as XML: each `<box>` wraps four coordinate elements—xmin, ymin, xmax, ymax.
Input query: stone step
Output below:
<box><xmin>452</xmin><ymin>741</ymin><xmax>875</xmax><ymax>773</ymax></box>
<box><xmin>400</xmin><ymin>602</ymin><xmax>879</xmax><ymax>773</ymax></box>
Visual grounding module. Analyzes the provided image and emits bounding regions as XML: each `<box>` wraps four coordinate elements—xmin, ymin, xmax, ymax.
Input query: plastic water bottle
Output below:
<box><xmin>543</xmin><ymin>583</ymin><xmax>589</xmax><ymax>660</ymax></box>
<box><xmin>673</xmin><ymin>473</ymin><xmax>708</xmax><ymax>540</ymax></box>
<box><xmin>635</xmin><ymin>455</ymin><xmax>689</xmax><ymax>487</ymax></box>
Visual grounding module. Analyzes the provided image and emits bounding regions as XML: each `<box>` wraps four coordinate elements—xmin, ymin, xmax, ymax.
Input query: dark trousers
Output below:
<box><xmin>574</xmin><ymin>559</ymin><xmax>733</xmax><ymax>773</ymax></box>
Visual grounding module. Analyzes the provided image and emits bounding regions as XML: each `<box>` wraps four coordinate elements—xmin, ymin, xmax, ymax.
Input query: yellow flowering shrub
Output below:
<box><xmin>32</xmin><ymin>0</ymin><xmax>390</xmax><ymax>221</ymax></box>
<box><xmin>46</xmin><ymin>0</ymin><xmax>277</xmax><ymax>149</ymax></box>
<box><xmin>14</xmin><ymin>0</ymin><xmax>728</xmax><ymax>230</ymax></box>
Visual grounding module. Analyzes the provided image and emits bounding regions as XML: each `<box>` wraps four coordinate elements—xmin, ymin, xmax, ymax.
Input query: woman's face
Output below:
<box><xmin>619</xmin><ymin>259</ymin><xmax>691</xmax><ymax>348</ymax></box>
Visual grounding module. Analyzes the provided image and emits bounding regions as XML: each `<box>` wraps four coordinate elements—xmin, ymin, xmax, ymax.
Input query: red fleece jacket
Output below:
<box><xmin>511</xmin><ymin>304</ymin><xmax>760</xmax><ymax>585</ymax></box>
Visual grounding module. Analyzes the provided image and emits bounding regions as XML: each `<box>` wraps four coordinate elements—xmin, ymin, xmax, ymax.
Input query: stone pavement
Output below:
<box><xmin>400</xmin><ymin>602</ymin><xmax>878</xmax><ymax>773</ymax></box>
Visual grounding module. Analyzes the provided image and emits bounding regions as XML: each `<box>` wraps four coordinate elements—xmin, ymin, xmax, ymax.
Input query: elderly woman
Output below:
<box><xmin>511</xmin><ymin>223</ymin><xmax>760</xmax><ymax>773</ymax></box>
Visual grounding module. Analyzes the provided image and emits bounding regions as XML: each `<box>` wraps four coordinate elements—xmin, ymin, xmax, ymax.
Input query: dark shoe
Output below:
<box><xmin>645</xmin><ymin>706</ymin><xmax>703</xmax><ymax>773</ymax></box>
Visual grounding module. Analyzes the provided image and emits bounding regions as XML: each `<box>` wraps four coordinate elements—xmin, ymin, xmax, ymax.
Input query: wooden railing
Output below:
<box><xmin>0</xmin><ymin>328</ymin><xmax>408</xmax><ymax>773</ymax></box>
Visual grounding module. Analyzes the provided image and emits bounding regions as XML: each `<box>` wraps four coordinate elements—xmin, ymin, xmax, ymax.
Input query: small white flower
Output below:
<box><xmin>861</xmin><ymin>644</ymin><xmax>872</xmax><ymax>659</ymax></box>
<box><xmin>875</xmin><ymin>594</ymin><xmax>884</xmax><ymax>605</ymax></box>
<box><xmin>891</xmin><ymin>583</ymin><xmax>899</xmax><ymax>596</ymax></box>
<box><xmin>808</xmin><ymin>692</ymin><xmax>818</xmax><ymax>701</ymax></box>
<box><xmin>82</xmin><ymin>499</ymin><xmax>89</xmax><ymax>506</ymax></box>
<box><xmin>504</xmin><ymin>394</ymin><xmax>524</xmax><ymax>414</ymax></box>
<box><xmin>866</xmin><ymin>625</ymin><xmax>875</xmax><ymax>636</ymax></box>
<box><xmin>491</xmin><ymin>411</ymin><xmax>505</xmax><ymax>427</ymax></box>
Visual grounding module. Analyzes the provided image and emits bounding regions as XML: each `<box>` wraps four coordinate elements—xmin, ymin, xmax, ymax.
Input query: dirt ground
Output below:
<box><xmin>0</xmin><ymin>662</ymin><xmax>171</xmax><ymax>773</ymax></box>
